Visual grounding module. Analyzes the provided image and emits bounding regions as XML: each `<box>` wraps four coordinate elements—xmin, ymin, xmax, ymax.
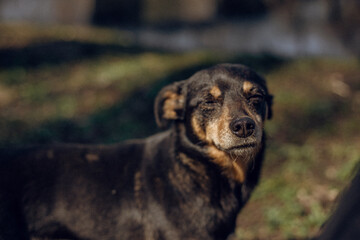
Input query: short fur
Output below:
<box><xmin>0</xmin><ymin>64</ymin><xmax>273</xmax><ymax>240</ymax></box>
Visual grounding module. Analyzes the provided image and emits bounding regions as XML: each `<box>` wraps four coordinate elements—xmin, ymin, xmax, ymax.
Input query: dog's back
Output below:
<box><xmin>0</xmin><ymin>141</ymin><xmax>146</xmax><ymax>239</ymax></box>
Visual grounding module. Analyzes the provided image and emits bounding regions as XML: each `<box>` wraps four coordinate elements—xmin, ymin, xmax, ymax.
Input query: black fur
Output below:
<box><xmin>0</xmin><ymin>64</ymin><xmax>273</xmax><ymax>240</ymax></box>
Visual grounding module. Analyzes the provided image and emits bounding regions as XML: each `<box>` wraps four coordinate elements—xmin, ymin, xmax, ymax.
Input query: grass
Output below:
<box><xmin>1</xmin><ymin>23</ymin><xmax>360</xmax><ymax>239</ymax></box>
<box><xmin>236</xmin><ymin>58</ymin><xmax>360</xmax><ymax>239</ymax></box>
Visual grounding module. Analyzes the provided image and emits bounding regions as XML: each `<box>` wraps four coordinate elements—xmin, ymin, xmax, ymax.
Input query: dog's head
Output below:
<box><xmin>155</xmin><ymin>64</ymin><xmax>273</xmax><ymax>182</ymax></box>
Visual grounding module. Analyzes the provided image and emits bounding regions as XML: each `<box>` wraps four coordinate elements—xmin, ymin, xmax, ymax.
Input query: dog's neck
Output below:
<box><xmin>175</xmin><ymin>123</ymin><xmax>209</xmax><ymax>160</ymax></box>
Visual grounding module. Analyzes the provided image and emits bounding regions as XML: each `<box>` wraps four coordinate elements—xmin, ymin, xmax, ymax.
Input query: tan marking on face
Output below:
<box><xmin>205</xmin><ymin>120</ymin><xmax>218</xmax><ymax>144</ymax></box>
<box><xmin>255</xmin><ymin>114</ymin><xmax>262</xmax><ymax>123</ymax></box>
<box><xmin>192</xmin><ymin>103</ymin><xmax>249</xmax><ymax>183</ymax></box>
<box><xmin>243</xmin><ymin>81</ymin><xmax>254</xmax><ymax>94</ymax></box>
<box><xmin>162</xmin><ymin>91</ymin><xmax>184</xmax><ymax>119</ymax></box>
<box><xmin>191</xmin><ymin>115</ymin><xmax>207</xmax><ymax>142</ymax></box>
<box><xmin>86</xmin><ymin>153</ymin><xmax>99</xmax><ymax>162</ymax></box>
<box><xmin>205</xmin><ymin>106</ymin><xmax>231</xmax><ymax>147</ymax></box>
<box><xmin>265</xmin><ymin>104</ymin><xmax>270</xmax><ymax>120</ymax></box>
<box><xmin>210</xmin><ymin>86</ymin><xmax>222</xmax><ymax>99</ymax></box>
<box><xmin>242</xmin><ymin>103</ymin><xmax>263</xmax><ymax>126</ymax></box>
<box><xmin>204</xmin><ymin>106</ymin><xmax>249</xmax><ymax>183</ymax></box>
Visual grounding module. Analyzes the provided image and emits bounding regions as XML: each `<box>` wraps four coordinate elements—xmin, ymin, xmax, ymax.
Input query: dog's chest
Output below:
<box><xmin>144</xmin><ymin>161</ymin><xmax>242</xmax><ymax>237</ymax></box>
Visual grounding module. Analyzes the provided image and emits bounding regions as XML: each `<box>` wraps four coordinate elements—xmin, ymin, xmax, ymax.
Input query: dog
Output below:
<box><xmin>0</xmin><ymin>64</ymin><xmax>273</xmax><ymax>240</ymax></box>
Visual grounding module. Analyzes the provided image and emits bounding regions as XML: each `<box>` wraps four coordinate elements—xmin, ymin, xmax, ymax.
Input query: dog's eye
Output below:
<box><xmin>203</xmin><ymin>94</ymin><xmax>218</xmax><ymax>105</ymax></box>
<box><xmin>204</xmin><ymin>100</ymin><xmax>217</xmax><ymax>105</ymax></box>
<box><xmin>248</xmin><ymin>95</ymin><xmax>264</xmax><ymax>105</ymax></box>
<box><xmin>201</xmin><ymin>98</ymin><xmax>218</xmax><ymax>112</ymax></box>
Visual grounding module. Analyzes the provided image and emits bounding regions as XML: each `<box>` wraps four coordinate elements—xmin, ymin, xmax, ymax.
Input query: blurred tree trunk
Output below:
<box><xmin>327</xmin><ymin>0</ymin><xmax>360</xmax><ymax>55</ymax></box>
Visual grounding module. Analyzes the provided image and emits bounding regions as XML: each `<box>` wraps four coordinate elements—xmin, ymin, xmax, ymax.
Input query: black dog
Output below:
<box><xmin>0</xmin><ymin>64</ymin><xmax>273</xmax><ymax>240</ymax></box>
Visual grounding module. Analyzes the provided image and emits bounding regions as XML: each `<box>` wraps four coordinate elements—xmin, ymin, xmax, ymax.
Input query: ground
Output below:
<box><xmin>0</xmin><ymin>23</ymin><xmax>359</xmax><ymax>240</ymax></box>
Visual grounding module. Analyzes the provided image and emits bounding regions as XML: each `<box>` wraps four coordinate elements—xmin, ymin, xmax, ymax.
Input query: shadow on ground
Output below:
<box><xmin>0</xmin><ymin>46</ymin><xmax>285</xmax><ymax>145</ymax></box>
<box><xmin>0</xmin><ymin>40</ymin><xmax>151</xmax><ymax>70</ymax></box>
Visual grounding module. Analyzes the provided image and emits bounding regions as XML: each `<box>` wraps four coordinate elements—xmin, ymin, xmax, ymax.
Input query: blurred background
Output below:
<box><xmin>0</xmin><ymin>0</ymin><xmax>359</xmax><ymax>239</ymax></box>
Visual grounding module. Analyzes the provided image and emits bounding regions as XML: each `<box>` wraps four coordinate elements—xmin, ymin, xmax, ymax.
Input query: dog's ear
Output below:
<box><xmin>265</xmin><ymin>94</ymin><xmax>273</xmax><ymax>120</ymax></box>
<box><xmin>154</xmin><ymin>81</ymin><xmax>186</xmax><ymax>129</ymax></box>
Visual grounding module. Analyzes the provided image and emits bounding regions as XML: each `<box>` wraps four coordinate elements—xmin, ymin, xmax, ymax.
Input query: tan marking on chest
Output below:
<box><xmin>210</xmin><ymin>86</ymin><xmax>222</xmax><ymax>99</ymax></box>
<box><xmin>207</xmin><ymin>146</ymin><xmax>246</xmax><ymax>183</ymax></box>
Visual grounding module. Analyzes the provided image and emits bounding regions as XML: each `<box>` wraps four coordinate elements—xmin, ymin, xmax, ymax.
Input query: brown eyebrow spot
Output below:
<box><xmin>243</xmin><ymin>81</ymin><xmax>254</xmax><ymax>94</ymax></box>
<box><xmin>210</xmin><ymin>86</ymin><xmax>222</xmax><ymax>99</ymax></box>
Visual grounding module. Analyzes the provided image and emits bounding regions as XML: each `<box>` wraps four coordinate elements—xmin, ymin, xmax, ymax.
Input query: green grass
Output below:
<box><xmin>1</xmin><ymin>23</ymin><xmax>360</xmax><ymax>239</ymax></box>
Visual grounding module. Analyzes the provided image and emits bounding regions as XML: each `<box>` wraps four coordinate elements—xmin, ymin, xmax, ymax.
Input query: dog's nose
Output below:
<box><xmin>230</xmin><ymin>117</ymin><xmax>255</xmax><ymax>138</ymax></box>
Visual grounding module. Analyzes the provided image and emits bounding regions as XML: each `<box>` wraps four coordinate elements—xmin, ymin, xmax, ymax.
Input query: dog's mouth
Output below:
<box><xmin>227</xmin><ymin>143</ymin><xmax>257</xmax><ymax>151</ymax></box>
<box><xmin>215</xmin><ymin>142</ymin><xmax>257</xmax><ymax>154</ymax></box>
